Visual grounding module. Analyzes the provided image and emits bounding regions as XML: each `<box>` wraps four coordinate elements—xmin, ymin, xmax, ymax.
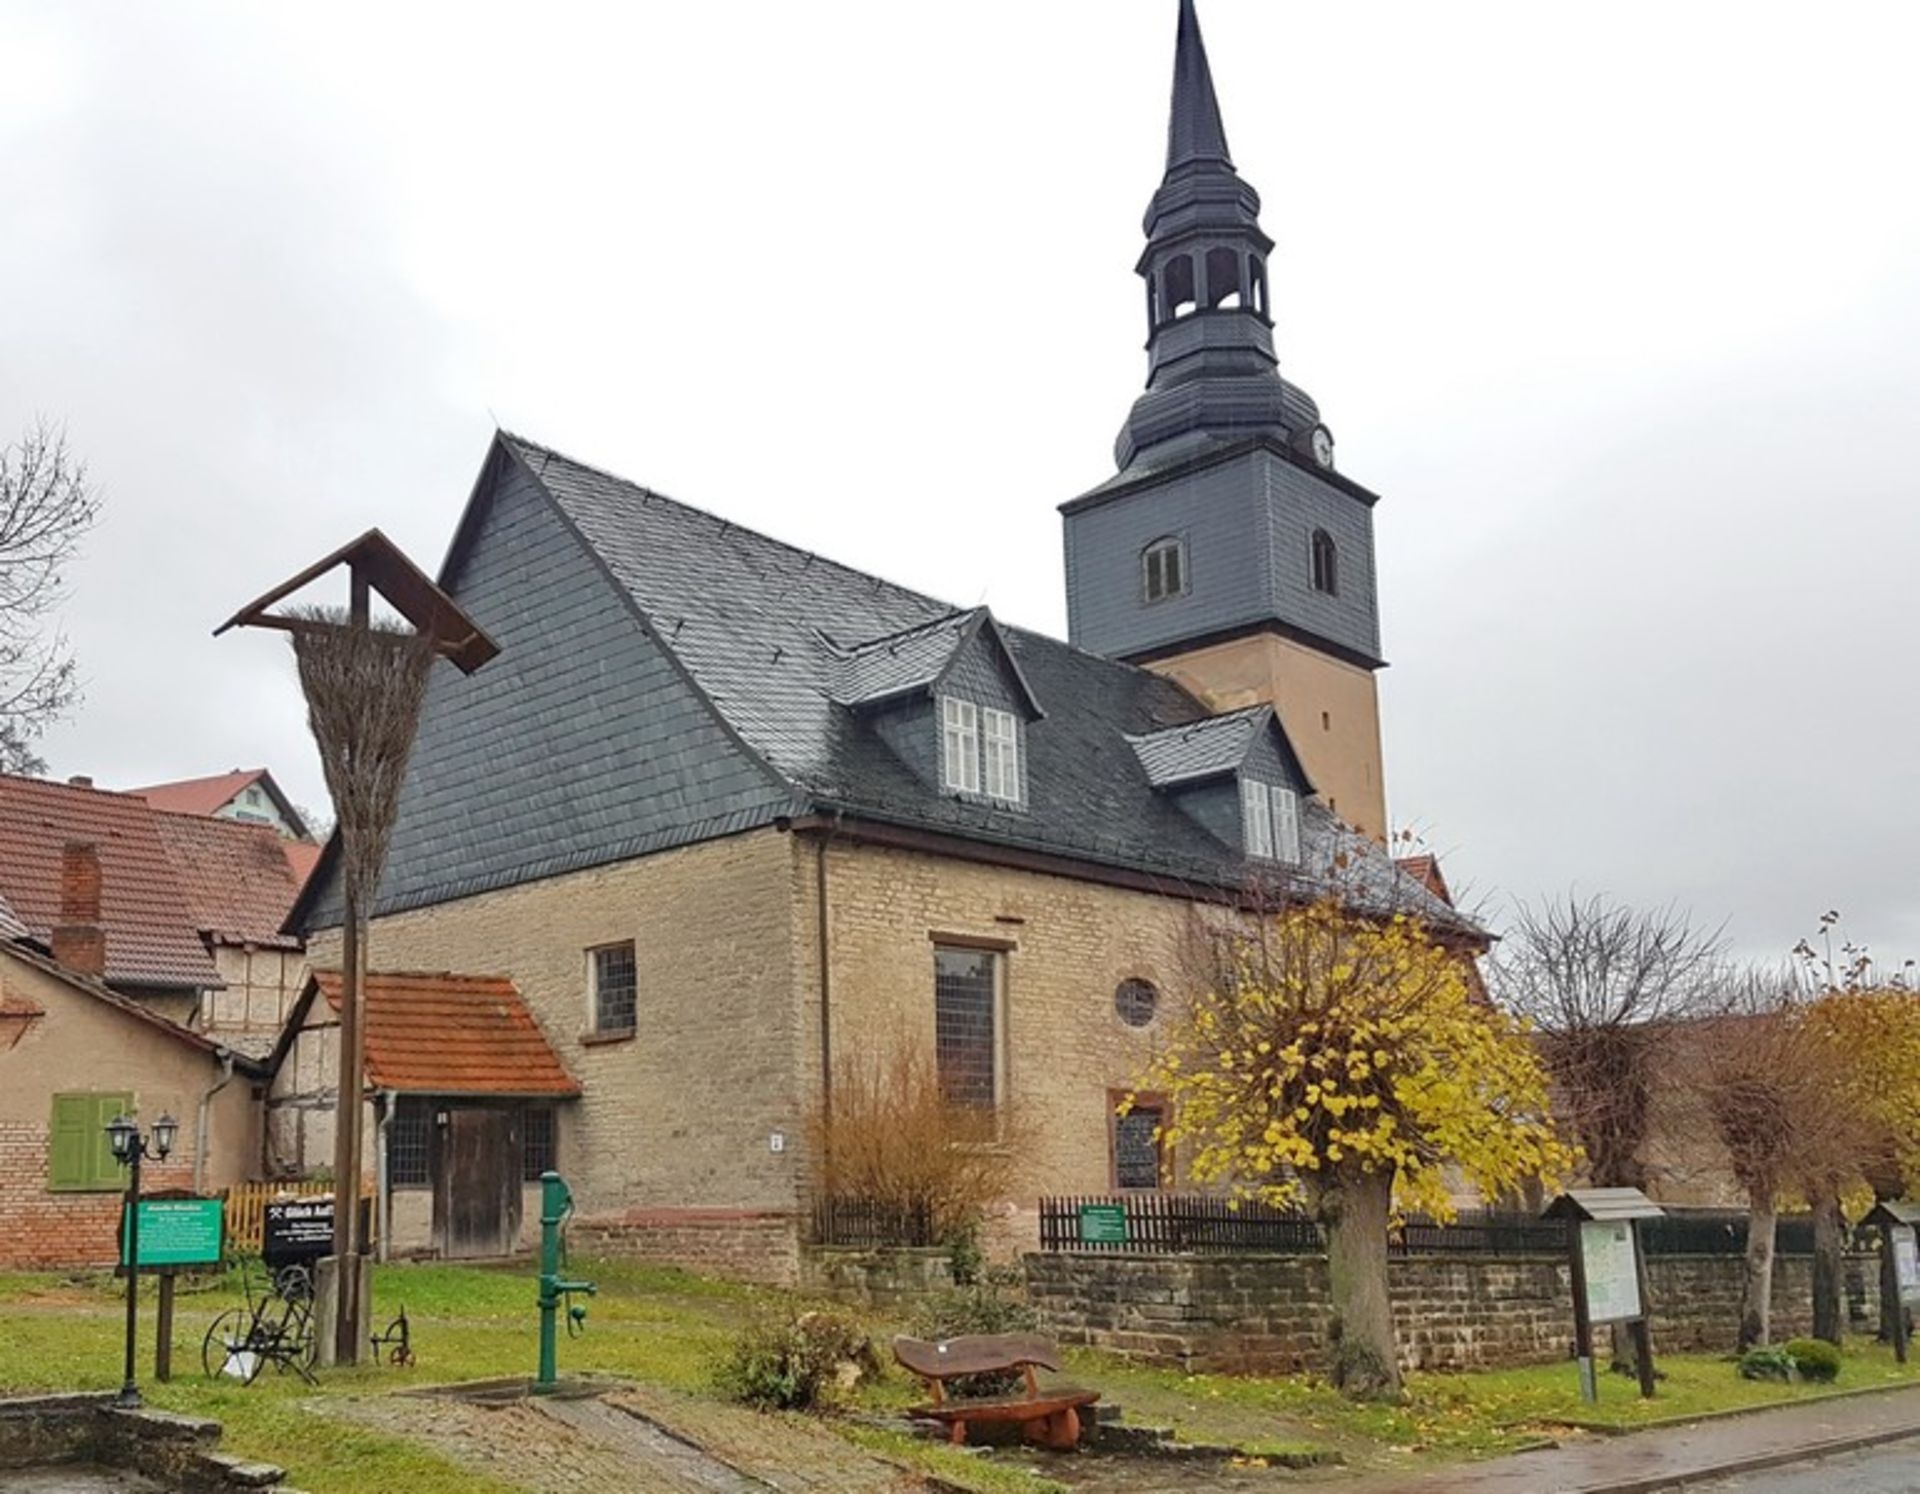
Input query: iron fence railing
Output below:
<box><xmin>1038</xmin><ymin>1195</ymin><xmax>1824</xmax><ymax>1259</ymax></box>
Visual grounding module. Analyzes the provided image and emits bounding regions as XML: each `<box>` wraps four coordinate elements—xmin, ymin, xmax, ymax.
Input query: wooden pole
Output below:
<box><xmin>330</xmin><ymin>567</ymin><xmax>372</xmax><ymax>1367</ymax></box>
<box><xmin>1889</xmin><ymin>1226</ymin><xmax>1911</xmax><ymax>1365</ymax></box>
<box><xmin>1630</xmin><ymin>1220</ymin><xmax>1657</xmax><ymax>1399</ymax></box>
<box><xmin>1568</xmin><ymin>1221</ymin><xmax>1597</xmax><ymax>1403</ymax></box>
<box><xmin>155</xmin><ymin>1272</ymin><xmax>175</xmax><ymax>1383</ymax></box>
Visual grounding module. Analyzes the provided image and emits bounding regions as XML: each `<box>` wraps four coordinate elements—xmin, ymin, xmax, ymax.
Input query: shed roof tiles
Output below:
<box><xmin>310</xmin><ymin>970</ymin><xmax>579</xmax><ymax>1098</ymax></box>
<box><xmin>149</xmin><ymin>811</ymin><xmax>304</xmax><ymax>950</ymax></box>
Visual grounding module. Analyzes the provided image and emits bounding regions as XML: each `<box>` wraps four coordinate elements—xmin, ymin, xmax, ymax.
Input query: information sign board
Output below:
<box><xmin>1079</xmin><ymin>1203</ymin><xmax>1129</xmax><ymax>1245</ymax></box>
<box><xmin>1579</xmin><ymin>1219</ymin><xmax>1643</xmax><ymax>1324</ymax></box>
<box><xmin>263</xmin><ymin>1197</ymin><xmax>335</xmax><ymax>1267</ymax></box>
<box><xmin>1894</xmin><ymin>1225</ymin><xmax>1920</xmax><ymax>1307</ymax></box>
<box><xmin>121</xmin><ymin>1198</ymin><xmax>224</xmax><ymax>1268</ymax></box>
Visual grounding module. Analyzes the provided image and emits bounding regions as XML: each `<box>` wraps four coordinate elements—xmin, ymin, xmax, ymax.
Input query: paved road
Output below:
<box><xmin>1692</xmin><ymin>1434</ymin><xmax>1920</xmax><ymax>1492</ymax></box>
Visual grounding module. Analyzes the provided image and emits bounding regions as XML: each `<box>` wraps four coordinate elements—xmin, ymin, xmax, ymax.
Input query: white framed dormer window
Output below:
<box><xmin>981</xmin><ymin>707</ymin><xmax>1022</xmax><ymax>804</ymax></box>
<box><xmin>1142</xmin><ymin>536</ymin><xmax>1186</xmax><ymax>603</ymax></box>
<box><xmin>1241</xmin><ymin>779</ymin><xmax>1302</xmax><ymax>865</ymax></box>
<box><xmin>941</xmin><ymin>697</ymin><xmax>980</xmax><ymax>794</ymax></box>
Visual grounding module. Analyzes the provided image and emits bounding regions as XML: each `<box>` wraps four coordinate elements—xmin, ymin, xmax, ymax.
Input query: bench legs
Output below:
<box><xmin>1020</xmin><ymin>1407</ymin><xmax>1081</xmax><ymax>1451</ymax></box>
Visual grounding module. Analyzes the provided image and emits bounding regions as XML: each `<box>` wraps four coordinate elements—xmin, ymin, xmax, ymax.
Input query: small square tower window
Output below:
<box><xmin>1143</xmin><ymin>537</ymin><xmax>1186</xmax><ymax>603</ymax></box>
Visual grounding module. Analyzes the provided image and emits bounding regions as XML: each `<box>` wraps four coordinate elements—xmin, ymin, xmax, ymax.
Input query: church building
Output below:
<box><xmin>284</xmin><ymin>0</ymin><xmax>1465</xmax><ymax>1275</ymax></box>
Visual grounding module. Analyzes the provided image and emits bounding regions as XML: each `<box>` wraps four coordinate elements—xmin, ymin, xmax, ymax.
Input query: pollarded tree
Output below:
<box><xmin>1135</xmin><ymin>898</ymin><xmax>1572</xmax><ymax>1400</ymax></box>
<box><xmin>1688</xmin><ymin>970</ymin><xmax>1857</xmax><ymax>1349</ymax></box>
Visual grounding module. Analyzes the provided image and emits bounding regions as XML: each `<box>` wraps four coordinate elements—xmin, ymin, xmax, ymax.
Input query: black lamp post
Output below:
<box><xmin>106</xmin><ymin>1112</ymin><xmax>177</xmax><ymax>1409</ymax></box>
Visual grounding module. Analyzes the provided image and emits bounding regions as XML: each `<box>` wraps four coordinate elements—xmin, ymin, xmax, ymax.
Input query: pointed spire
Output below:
<box><xmin>1167</xmin><ymin>0</ymin><xmax>1232</xmax><ymax>171</ymax></box>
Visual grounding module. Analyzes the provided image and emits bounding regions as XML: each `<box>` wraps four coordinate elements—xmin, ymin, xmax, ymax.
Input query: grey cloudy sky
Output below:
<box><xmin>4</xmin><ymin>1</ymin><xmax>1916</xmax><ymax>962</ymax></box>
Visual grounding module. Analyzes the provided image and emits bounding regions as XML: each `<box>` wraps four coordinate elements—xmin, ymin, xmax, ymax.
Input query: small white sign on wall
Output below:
<box><xmin>768</xmin><ymin>1130</ymin><xmax>786</xmax><ymax>1154</ymax></box>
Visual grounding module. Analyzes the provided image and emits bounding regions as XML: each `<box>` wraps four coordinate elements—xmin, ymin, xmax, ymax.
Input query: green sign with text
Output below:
<box><xmin>1078</xmin><ymin>1203</ymin><xmax>1129</xmax><ymax>1245</ymax></box>
<box><xmin>121</xmin><ymin>1198</ymin><xmax>224</xmax><ymax>1268</ymax></box>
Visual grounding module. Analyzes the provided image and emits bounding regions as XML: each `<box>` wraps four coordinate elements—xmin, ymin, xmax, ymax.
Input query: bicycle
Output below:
<box><xmin>202</xmin><ymin>1261</ymin><xmax>318</xmax><ymax>1385</ymax></box>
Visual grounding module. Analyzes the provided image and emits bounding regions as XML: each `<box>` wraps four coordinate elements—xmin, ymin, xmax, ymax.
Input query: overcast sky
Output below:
<box><xmin>4</xmin><ymin>1</ymin><xmax>1917</xmax><ymax>962</ymax></box>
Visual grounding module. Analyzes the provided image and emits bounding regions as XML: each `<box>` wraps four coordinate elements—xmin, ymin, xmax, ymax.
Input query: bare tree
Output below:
<box><xmin>1687</xmin><ymin>968</ymin><xmax>1857</xmax><ymax>1349</ymax></box>
<box><xmin>0</xmin><ymin>421</ymin><xmax>101</xmax><ymax>773</ymax></box>
<box><xmin>1493</xmin><ymin>893</ymin><xmax>1724</xmax><ymax>1372</ymax></box>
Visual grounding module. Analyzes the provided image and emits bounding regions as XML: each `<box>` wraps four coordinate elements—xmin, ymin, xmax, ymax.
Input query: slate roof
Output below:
<box><xmin>306</xmin><ymin>970</ymin><xmax>579</xmax><ymax>1098</ymax></box>
<box><xmin>0</xmin><ymin>775</ymin><xmax>222</xmax><ymax>989</ymax></box>
<box><xmin>149</xmin><ymin>811</ymin><xmax>304</xmax><ymax>950</ymax></box>
<box><xmin>829</xmin><ymin>610</ymin><xmax>983</xmax><ymax>709</ymax></box>
<box><xmin>492</xmin><ymin>436</ymin><xmax>1470</xmax><ymax>934</ymax></box>
<box><xmin>1127</xmin><ymin>704</ymin><xmax>1275</xmax><ymax>789</ymax></box>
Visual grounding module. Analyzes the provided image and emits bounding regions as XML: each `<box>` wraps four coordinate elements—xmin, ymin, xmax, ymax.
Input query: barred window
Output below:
<box><xmin>934</xmin><ymin>946</ymin><xmax>998</xmax><ymax>1109</ymax></box>
<box><xmin>591</xmin><ymin>942</ymin><xmax>637</xmax><ymax>1035</ymax></box>
<box><xmin>389</xmin><ymin>1098</ymin><xmax>431</xmax><ymax>1188</ymax></box>
<box><xmin>522</xmin><ymin>1107</ymin><xmax>556</xmax><ymax>1182</ymax></box>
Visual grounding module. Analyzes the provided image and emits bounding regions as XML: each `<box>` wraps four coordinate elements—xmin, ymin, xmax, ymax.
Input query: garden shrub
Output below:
<box><xmin>718</xmin><ymin>1309</ymin><xmax>877</xmax><ymax>1410</ymax></box>
<box><xmin>1737</xmin><ymin>1346</ymin><xmax>1796</xmax><ymax>1383</ymax></box>
<box><xmin>1783</xmin><ymin>1336</ymin><xmax>1842</xmax><ymax>1383</ymax></box>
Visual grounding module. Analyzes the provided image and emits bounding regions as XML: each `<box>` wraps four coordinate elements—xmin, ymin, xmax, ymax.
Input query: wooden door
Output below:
<box><xmin>433</xmin><ymin>1107</ymin><xmax>522</xmax><ymax>1259</ymax></box>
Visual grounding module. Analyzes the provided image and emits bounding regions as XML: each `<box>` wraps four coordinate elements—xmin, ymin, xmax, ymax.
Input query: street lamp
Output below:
<box><xmin>105</xmin><ymin>1113</ymin><xmax>176</xmax><ymax>1409</ymax></box>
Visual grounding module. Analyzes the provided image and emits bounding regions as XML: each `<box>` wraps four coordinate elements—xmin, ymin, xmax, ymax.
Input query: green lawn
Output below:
<box><xmin>4</xmin><ymin>1262</ymin><xmax>1920</xmax><ymax>1492</ymax></box>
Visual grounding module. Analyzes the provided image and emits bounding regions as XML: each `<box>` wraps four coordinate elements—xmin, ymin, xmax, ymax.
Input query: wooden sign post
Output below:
<box><xmin>1863</xmin><ymin>1202</ymin><xmax>1920</xmax><ymax>1364</ymax></box>
<box><xmin>1544</xmin><ymin>1188</ymin><xmax>1666</xmax><ymax>1403</ymax></box>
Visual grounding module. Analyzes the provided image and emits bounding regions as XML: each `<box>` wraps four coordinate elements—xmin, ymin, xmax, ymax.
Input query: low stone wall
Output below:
<box><xmin>569</xmin><ymin>1208</ymin><xmax>801</xmax><ymax>1286</ymax></box>
<box><xmin>0</xmin><ymin>1393</ymin><xmax>292</xmax><ymax>1489</ymax></box>
<box><xmin>1025</xmin><ymin>1251</ymin><xmax>1882</xmax><ymax>1373</ymax></box>
<box><xmin>800</xmin><ymin>1246</ymin><xmax>954</xmax><ymax>1309</ymax></box>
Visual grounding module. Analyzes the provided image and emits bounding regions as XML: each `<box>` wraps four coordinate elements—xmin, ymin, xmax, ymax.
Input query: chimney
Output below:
<box><xmin>49</xmin><ymin>840</ymin><xmax>107</xmax><ymax>979</ymax></box>
<box><xmin>66</xmin><ymin>775</ymin><xmax>94</xmax><ymax>789</ymax></box>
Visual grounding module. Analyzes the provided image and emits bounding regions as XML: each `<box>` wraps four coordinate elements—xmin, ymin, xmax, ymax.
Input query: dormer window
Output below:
<box><xmin>1240</xmin><ymin>779</ymin><xmax>1302</xmax><ymax>864</ymax></box>
<box><xmin>1143</xmin><ymin>537</ymin><xmax>1186</xmax><ymax>604</ymax></box>
<box><xmin>941</xmin><ymin>697</ymin><xmax>1024</xmax><ymax>806</ymax></box>
<box><xmin>941</xmin><ymin>697</ymin><xmax>980</xmax><ymax>794</ymax></box>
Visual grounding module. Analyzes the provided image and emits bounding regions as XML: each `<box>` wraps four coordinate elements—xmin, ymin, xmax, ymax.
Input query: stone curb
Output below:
<box><xmin>1572</xmin><ymin>1420</ymin><xmax>1920</xmax><ymax>1494</ymax></box>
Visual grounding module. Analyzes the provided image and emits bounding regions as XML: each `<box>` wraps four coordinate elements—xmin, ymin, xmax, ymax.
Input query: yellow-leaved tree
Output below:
<box><xmin>1134</xmin><ymin>899</ymin><xmax>1573</xmax><ymax>1399</ymax></box>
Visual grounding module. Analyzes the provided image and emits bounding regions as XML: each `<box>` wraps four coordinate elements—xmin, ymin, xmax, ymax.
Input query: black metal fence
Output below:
<box><xmin>1038</xmin><ymin>1195</ymin><xmax>1819</xmax><ymax>1259</ymax></box>
<box><xmin>809</xmin><ymin>1196</ymin><xmax>937</xmax><ymax>1248</ymax></box>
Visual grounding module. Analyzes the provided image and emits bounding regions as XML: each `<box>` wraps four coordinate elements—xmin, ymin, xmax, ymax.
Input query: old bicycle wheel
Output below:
<box><xmin>202</xmin><ymin>1307</ymin><xmax>266</xmax><ymax>1385</ymax></box>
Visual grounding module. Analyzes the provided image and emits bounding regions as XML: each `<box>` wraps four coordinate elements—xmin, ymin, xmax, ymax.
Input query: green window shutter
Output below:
<box><xmin>48</xmin><ymin>1095</ymin><xmax>92</xmax><ymax>1191</ymax></box>
<box><xmin>47</xmin><ymin>1092</ymin><xmax>133</xmax><ymax>1192</ymax></box>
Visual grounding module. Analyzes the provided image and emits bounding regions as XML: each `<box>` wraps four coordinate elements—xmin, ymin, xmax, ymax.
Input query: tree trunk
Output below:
<box><xmin>1318</xmin><ymin>1167</ymin><xmax>1401</xmax><ymax>1400</ymax></box>
<box><xmin>1811</xmin><ymin>1189</ymin><xmax>1846</xmax><ymax>1347</ymax></box>
<box><xmin>1738</xmin><ymin>1192</ymin><xmax>1777</xmax><ymax>1352</ymax></box>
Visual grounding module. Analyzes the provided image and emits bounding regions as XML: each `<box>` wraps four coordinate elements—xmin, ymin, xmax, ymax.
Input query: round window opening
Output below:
<box><xmin>1115</xmin><ymin>978</ymin><xmax>1159</xmax><ymax>1028</ymax></box>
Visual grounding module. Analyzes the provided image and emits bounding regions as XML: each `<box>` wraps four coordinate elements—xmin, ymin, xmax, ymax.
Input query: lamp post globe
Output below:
<box><xmin>152</xmin><ymin>1113</ymin><xmax>178</xmax><ymax>1161</ymax></box>
<box><xmin>106</xmin><ymin>1113</ymin><xmax>137</xmax><ymax>1164</ymax></box>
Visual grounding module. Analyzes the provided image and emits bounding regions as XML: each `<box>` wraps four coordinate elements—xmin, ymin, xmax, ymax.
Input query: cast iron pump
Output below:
<box><xmin>535</xmin><ymin>1171</ymin><xmax>596</xmax><ymax>1391</ymax></box>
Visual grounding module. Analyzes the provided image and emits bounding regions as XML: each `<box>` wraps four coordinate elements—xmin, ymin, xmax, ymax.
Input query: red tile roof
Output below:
<box><xmin>0</xmin><ymin>775</ymin><xmax>221</xmax><ymax>989</ymax></box>
<box><xmin>131</xmin><ymin>769</ymin><xmax>269</xmax><ymax>819</ymax></box>
<box><xmin>310</xmin><ymin>970</ymin><xmax>580</xmax><ymax>1098</ymax></box>
<box><xmin>1394</xmin><ymin>854</ymin><xmax>1456</xmax><ymax>907</ymax></box>
<box><xmin>149</xmin><ymin>811</ymin><xmax>303</xmax><ymax>950</ymax></box>
<box><xmin>282</xmin><ymin>838</ymin><xmax>324</xmax><ymax>893</ymax></box>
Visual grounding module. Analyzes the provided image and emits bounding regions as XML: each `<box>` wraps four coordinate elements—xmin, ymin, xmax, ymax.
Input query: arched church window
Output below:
<box><xmin>1142</xmin><ymin>535</ymin><xmax>1186</xmax><ymax>603</ymax></box>
<box><xmin>1206</xmin><ymin>247</ymin><xmax>1241</xmax><ymax>310</ymax></box>
<box><xmin>1250</xmin><ymin>255</ymin><xmax>1268</xmax><ymax>317</ymax></box>
<box><xmin>1163</xmin><ymin>255</ymin><xmax>1197</xmax><ymax>319</ymax></box>
<box><xmin>1310</xmin><ymin>528</ymin><xmax>1339</xmax><ymax>596</ymax></box>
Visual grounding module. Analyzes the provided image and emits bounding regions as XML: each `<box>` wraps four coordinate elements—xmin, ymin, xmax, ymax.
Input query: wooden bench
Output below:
<box><xmin>893</xmin><ymin>1332</ymin><xmax>1099</xmax><ymax>1450</ymax></box>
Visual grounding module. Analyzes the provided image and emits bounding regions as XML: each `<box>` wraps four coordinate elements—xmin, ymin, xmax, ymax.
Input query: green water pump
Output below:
<box><xmin>535</xmin><ymin>1171</ymin><xmax>596</xmax><ymax>1392</ymax></box>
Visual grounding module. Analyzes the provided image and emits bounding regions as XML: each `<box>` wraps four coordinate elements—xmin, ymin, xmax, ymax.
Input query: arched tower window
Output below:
<box><xmin>1310</xmin><ymin>528</ymin><xmax>1339</xmax><ymax>596</ymax></box>
<box><xmin>1147</xmin><ymin>276</ymin><xmax>1160</xmax><ymax>327</ymax></box>
<box><xmin>1163</xmin><ymin>255</ymin><xmax>1197</xmax><ymax>319</ymax></box>
<box><xmin>1249</xmin><ymin>255</ymin><xmax>1268</xmax><ymax>317</ymax></box>
<box><xmin>1205</xmin><ymin>247</ymin><xmax>1241</xmax><ymax>310</ymax></box>
<box><xmin>1142</xmin><ymin>535</ymin><xmax>1186</xmax><ymax>603</ymax></box>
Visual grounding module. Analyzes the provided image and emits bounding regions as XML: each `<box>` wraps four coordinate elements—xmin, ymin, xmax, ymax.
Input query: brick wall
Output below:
<box><xmin>0</xmin><ymin>1120</ymin><xmax>197</xmax><ymax>1269</ymax></box>
<box><xmin>1025</xmin><ymin>1251</ymin><xmax>1883</xmax><ymax>1373</ymax></box>
<box><xmin>568</xmin><ymin>1208</ymin><xmax>801</xmax><ymax>1286</ymax></box>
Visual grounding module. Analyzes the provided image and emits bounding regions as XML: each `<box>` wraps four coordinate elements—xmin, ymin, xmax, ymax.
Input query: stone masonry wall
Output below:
<box><xmin>799</xmin><ymin>1246</ymin><xmax>955</xmax><ymax>1310</ymax></box>
<box><xmin>1026</xmin><ymin>1251</ymin><xmax>1882</xmax><ymax>1373</ymax></box>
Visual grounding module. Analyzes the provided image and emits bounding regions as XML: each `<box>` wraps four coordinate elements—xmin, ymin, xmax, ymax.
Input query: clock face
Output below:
<box><xmin>1311</xmin><ymin>426</ymin><xmax>1335</xmax><ymax>469</ymax></box>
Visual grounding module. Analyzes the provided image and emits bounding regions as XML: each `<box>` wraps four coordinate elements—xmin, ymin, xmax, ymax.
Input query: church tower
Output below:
<box><xmin>1062</xmin><ymin>0</ymin><xmax>1388</xmax><ymax>839</ymax></box>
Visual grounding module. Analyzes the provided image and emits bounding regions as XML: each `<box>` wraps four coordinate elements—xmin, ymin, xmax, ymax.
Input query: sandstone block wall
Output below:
<box><xmin>1025</xmin><ymin>1250</ymin><xmax>1882</xmax><ymax>1373</ymax></box>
